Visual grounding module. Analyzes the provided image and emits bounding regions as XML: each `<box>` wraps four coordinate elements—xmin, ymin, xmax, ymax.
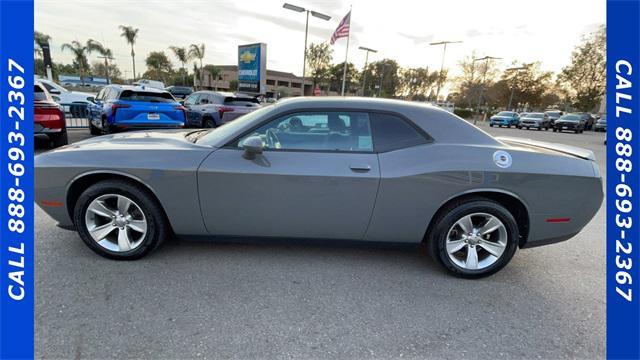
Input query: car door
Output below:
<box><xmin>197</xmin><ymin>110</ymin><xmax>380</xmax><ymax>239</ymax></box>
<box><xmin>183</xmin><ymin>93</ymin><xmax>202</xmax><ymax>127</ymax></box>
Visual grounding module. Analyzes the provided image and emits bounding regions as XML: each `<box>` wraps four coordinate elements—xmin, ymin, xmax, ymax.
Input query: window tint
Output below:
<box><xmin>371</xmin><ymin>113</ymin><xmax>428</xmax><ymax>152</ymax></box>
<box><xmin>34</xmin><ymin>84</ymin><xmax>49</xmax><ymax>101</ymax></box>
<box><xmin>237</xmin><ymin>111</ymin><xmax>373</xmax><ymax>152</ymax></box>
<box><xmin>184</xmin><ymin>94</ymin><xmax>199</xmax><ymax>106</ymax></box>
<box><xmin>41</xmin><ymin>82</ymin><xmax>54</xmax><ymax>92</ymax></box>
<box><xmin>118</xmin><ymin>90</ymin><xmax>174</xmax><ymax>103</ymax></box>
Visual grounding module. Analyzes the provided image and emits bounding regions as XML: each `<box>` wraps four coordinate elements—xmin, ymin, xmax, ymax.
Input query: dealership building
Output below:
<box><xmin>200</xmin><ymin>65</ymin><xmax>314</xmax><ymax>98</ymax></box>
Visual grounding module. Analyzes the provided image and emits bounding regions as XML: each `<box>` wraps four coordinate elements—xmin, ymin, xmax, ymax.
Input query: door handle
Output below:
<box><xmin>349</xmin><ymin>164</ymin><xmax>371</xmax><ymax>172</ymax></box>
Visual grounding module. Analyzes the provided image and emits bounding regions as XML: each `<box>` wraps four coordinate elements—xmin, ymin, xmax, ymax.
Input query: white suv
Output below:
<box><xmin>36</xmin><ymin>78</ymin><xmax>96</xmax><ymax>104</ymax></box>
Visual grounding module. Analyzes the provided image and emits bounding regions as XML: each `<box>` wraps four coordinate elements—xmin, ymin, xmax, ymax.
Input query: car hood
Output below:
<box><xmin>54</xmin><ymin>129</ymin><xmax>213</xmax><ymax>152</ymax></box>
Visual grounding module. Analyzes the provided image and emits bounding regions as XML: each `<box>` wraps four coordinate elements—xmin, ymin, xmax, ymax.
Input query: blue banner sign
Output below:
<box><xmin>607</xmin><ymin>0</ymin><xmax>640</xmax><ymax>358</ymax></box>
<box><xmin>0</xmin><ymin>0</ymin><xmax>35</xmax><ymax>358</ymax></box>
<box><xmin>238</xmin><ymin>43</ymin><xmax>266</xmax><ymax>94</ymax></box>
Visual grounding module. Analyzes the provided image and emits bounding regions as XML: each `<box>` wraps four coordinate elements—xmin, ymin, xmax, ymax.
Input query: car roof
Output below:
<box><xmin>108</xmin><ymin>84</ymin><xmax>167</xmax><ymax>93</ymax></box>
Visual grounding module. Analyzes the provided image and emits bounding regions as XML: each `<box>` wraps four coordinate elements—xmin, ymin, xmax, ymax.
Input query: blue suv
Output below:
<box><xmin>89</xmin><ymin>85</ymin><xmax>185</xmax><ymax>134</ymax></box>
<box><xmin>489</xmin><ymin>111</ymin><xmax>520</xmax><ymax>128</ymax></box>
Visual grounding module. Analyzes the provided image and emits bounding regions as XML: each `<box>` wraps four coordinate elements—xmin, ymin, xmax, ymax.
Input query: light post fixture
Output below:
<box><xmin>430</xmin><ymin>40</ymin><xmax>462</xmax><ymax>101</ymax></box>
<box><xmin>505</xmin><ymin>63</ymin><xmax>534</xmax><ymax>111</ymax></box>
<box><xmin>473</xmin><ymin>55</ymin><xmax>502</xmax><ymax>124</ymax></box>
<box><xmin>358</xmin><ymin>46</ymin><xmax>377</xmax><ymax>96</ymax></box>
<box><xmin>283</xmin><ymin>3</ymin><xmax>331</xmax><ymax>96</ymax></box>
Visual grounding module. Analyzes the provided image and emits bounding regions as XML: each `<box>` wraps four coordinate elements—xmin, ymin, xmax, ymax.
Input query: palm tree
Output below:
<box><xmin>202</xmin><ymin>64</ymin><xmax>221</xmax><ymax>90</ymax></box>
<box><xmin>169</xmin><ymin>46</ymin><xmax>188</xmax><ymax>85</ymax></box>
<box><xmin>61</xmin><ymin>40</ymin><xmax>89</xmax><ymax>85</ymax></box>
<box><xmin>188</xmin><ymin>43</ymin><xmax>205</xmax><ymax>89</ymax></box>
<box><xmin>87</xmin><ymin>39</ymin><xmax>114</xmax><ymax>84</ymax></box>
<box><xmin>119</xmin><ymin>25</ymin><xmax>139</xmax><ymax>81</ymax></box>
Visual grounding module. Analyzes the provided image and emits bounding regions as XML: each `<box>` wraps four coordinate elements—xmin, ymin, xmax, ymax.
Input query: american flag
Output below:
<box><xmin>330</xmin><ymin>10</ymin><xmax>351</xmax><ymax>45</ymax></box>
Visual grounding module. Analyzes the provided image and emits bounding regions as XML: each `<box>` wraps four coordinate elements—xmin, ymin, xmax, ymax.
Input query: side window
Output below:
<box><xmin>237</xmin><ymin>111</ymin><xmax>373</xmax><ymax>152</ymax></box>
<box><xmin>184</xmin><ymin>94</ymin><xmax>199</xmax><ymax>106</ymax></box>
<box><xmin>96</xmin><ymin>88</ymin><xmax>106</xmax><ymax>101</ymax></box>
<box><xmin>199</xmin><ymin>94</ymin><xmax>213</xmax><ymax>105</ymax></box>
<box><xmin>371</xmin><ymin>113</ymin><xmax>429</xmax><ymax>152</ymax></box>
<box><xmin>41</xmin><ymin>82</ymin><xmax>54</xmax><ymax>92</ymax></box>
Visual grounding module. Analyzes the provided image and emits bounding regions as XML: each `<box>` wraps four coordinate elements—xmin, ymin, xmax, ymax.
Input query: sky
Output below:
<box><xmin>36</xmin><ymin>0</ymin><xmax>605</xmax><ymax>81</ymax></box>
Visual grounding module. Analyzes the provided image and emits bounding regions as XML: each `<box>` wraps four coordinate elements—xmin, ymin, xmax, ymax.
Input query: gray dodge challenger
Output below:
<box><xmin>36</xmin><ymin>97</ymin><xmax>603</xmax><ymax>278</ymax></box>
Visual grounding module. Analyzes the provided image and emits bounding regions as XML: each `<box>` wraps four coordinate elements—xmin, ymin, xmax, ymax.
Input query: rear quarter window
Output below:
<box><xmin>34</xmin><ymin>84</ymin><xmax>49</xmax><ymax>101</ymax></box>
<box><xmin>371</xmin><ymin>113</ymin><xmax>430</xmax><ymax>152</ymax></box>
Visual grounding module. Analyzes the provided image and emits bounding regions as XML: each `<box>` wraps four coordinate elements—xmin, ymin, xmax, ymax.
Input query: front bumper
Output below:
<box><xmin>555</xmin><ymin>122</ymin><xmax>582</xmax><ymax>131</ymax></box>
<box><xmin>520</xmin><ymin>121</ymin><xmax>543</xmax><ymax>128</ymax></box>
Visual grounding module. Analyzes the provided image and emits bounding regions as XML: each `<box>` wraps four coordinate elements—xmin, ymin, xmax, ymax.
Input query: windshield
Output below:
<box><xmin>496</xmin><ymin>111</ymin><xmax>515</xmax><ymax>116</ymax></box>
<box><xmin>559</xmin><ymin>114</ymin><xmax>581</xmax><ymax>120</ymax></box>
<box><xmin>119</xmin><ymin>90</ymin><xmax>175</xmax><ymax>103</ymax></box>
<box><xmin>526</xmin><ymin>113</ymin><xmax>544</xmax><ymax>118</ymax></box>
<box><xmin>196</xmin><ymin>105</ymin><xmax>276</xmax><ymax>145</ymax></box>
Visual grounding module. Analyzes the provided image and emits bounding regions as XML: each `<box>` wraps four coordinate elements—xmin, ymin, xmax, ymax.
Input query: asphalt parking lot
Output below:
<box><xmin>35</xmin><ymin>124</ymin><xmax>606</xmax><ymax>359</ymax></box>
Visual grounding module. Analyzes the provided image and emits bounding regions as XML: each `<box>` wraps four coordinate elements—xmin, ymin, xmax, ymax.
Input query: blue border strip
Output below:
<box><xmin>607</xmin><ymin>0</ymin><xmax>640</xmax><ymax>359</ymax></box>
<box><xmin>0</xmin><ymin>0</ymin><xmax>34</xmax><ymax>359</ymax></box>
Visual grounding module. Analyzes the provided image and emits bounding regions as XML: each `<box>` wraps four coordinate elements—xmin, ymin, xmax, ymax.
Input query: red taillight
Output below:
<box><xmin>174</xmin><ymin>105</ymin><xmax>187</xmax><ymax>121</ymax></box>
<box><xmin>111</xmin><ymin>103</ymin><xmax>131</xmax><ymax>117</ymax></box>
<box><xmin>219</xmin><ymin>106</ymin><xmax>234</xmax><ymax>119</ymax></box>
<box><xmin>35</xmin><ymin>104</ymin><xmax>65</xmax><ymax>129</ymax></box>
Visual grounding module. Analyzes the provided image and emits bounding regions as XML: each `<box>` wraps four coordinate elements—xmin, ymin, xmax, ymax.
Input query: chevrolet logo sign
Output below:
<box><xmin>240</xmin><ymin>50</ymin><xmax>256</xmax><ymax>63</ymax></box>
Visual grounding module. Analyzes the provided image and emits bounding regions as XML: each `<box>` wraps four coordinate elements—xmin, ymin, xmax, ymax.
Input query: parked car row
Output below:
<box><xmin>489</xmin><ymin>110</ymin><xmax>604</xmax><ymax>134</ymax></box>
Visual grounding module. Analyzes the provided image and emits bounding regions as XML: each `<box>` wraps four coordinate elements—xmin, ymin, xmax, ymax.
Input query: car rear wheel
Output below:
<box><xmin>74</xmin><ymin>179</ymin><xmax>169</xmax><ymax>260</ymax></box>
<box><xmin>427</xmin><ymin>198</ymin><xmax>519</xmax><ymax>278</ymax></box>
<box><xmin>89</xmin><ymin>121</ymin><xmax>101</xmax><ymax>135</ymax></box>
<box><xmin>204</xmin><ymin>117</ymin><xmax>216</xmax><ymax>128</ymax></box>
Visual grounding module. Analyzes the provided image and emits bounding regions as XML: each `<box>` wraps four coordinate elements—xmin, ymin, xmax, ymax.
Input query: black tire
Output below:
<box><xmin>73</xmin><ymin>179</ymin><xmax>170</xmax><ymax>260</ymax></box>
<box><xmin>489</xmin><ymin>124</ymin><xmax>494</xmax><ymax>127</ymax></box>
<box><xmin>50</xmin><ymin>130</ymin><xmax>68</xmax><ymax>148</ymax></box>
<box><xmin>203</xmin><ymin>117</ymin><xmax>216</xmax><ymax>128</ymax></box>
<box><xmin>537</xmin><ymin>127</ymin><xmax>541</xmax><ymax>131</ymax></box>
<box><xmin>101</xmin><ymin>118</ymin><xmax>111</xmax><ymax>134</ymax></box>
<box><xmin>426</xmin><ymin>197</ymin><xmax>519</xmax><ymax>278</ymax></box>
<box><xmin>553</xmin><ymin>128</ymin><xmax>557</xmax><ymax>132</ymax></box>
<box><xmin>507</xmin><ymin>125</ymin><xmax>511</xmax><ymax>128</ymax></box>
<box><xmin>89</xmin><ymin>121</ymin><xmax>101</xmax><ymax>135</ymax></box>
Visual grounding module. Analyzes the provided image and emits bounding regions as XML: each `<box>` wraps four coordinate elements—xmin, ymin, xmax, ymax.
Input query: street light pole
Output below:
<box><xmin>358</xmin><ymin>46</ymin><xmax>377</xmax><ymax>96</ymax></box>
<box><xmin>473</xmin><ymin>55</ymin><xmax>501</xmax><ymax>124</ymax></box>
<box><xmin>283</xmin><ymin>3</ymin><xmax>331</xmax><ymax>96</ymax></box>
<box><xmin>430</xmin><ymin>40</ymin><xmax>462</xmax><ymax>101</ymax></box>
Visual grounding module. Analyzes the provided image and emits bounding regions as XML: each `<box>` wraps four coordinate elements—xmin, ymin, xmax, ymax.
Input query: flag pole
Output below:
<box><xmin>340</xmin><ymin>6</ymin><xmax>352</xmax><ymax>96</ymax></box>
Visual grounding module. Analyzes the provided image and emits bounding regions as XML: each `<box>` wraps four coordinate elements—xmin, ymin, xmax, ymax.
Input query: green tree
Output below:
<box><xmin>398</xmin><ymin>67</ymin><xmax>439</xmax><ymax>99</ymax></box>
<box><xmin>329</xmin><ymin>62</ymin><xmax>360</xmax><ymax>94</ymax></box>
<box><xmin>144</xmin><ymin>51</ymin><xmax>172</xmax><ymax>82</ymax></box>
<box><xmin>119</xmin><ymin>25</ymin><xmax>139</xmax><ymax>80</ymax></box>
<box><xmin>453</xmin><ymin>52</ymin><xmax>500</xmax><ymax>108</ymax></box>
<box><xmin>188</xmin><ymin>43</ymin><xmax>206</xmax><ymax>90</ymax></box>
<box><xmin>486</xmin><ymin>62</ymin><xmax>553</xmax><ymax>110</ymax></box>
<box><xmin>60</xmin><ymin>40</ymin><xmax>91</xmax><ymax>84</ymax></box>
<box><xmin>558</xmin><ymin>25</ymin><xmax>606</xmax><ymax>111</ymax></box>
<box><xmin>169</xmin><ymin>46</ymin><xmax>188</xmax><ymax>85</ymax></box>
<box><xmin>363</xmin><ymin>59</ymin><xmax>400</xmax><ymax>97</ymax></box>
<box><xmin>229</xmin><ymin>79</ymin><xmax>238</xmax><ymax>91</ymax></box>
<box><xmin>305</xmin><ymin>42</ymin><xmax>333</xmax><ymax>88</ymax></box>
<box><xmin>87</xmin><ymin>39</ymin><xmax>114</xmax><ymax>83</ymax></box>
<box><xmin>91</xmin><ymin>61</ymin><xmax>123</xmax><ymax>83</ymax></box>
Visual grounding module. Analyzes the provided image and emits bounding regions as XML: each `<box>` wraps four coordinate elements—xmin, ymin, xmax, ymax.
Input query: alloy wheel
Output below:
<box><xmin>84</xmin><ymin>194</ymin><xmax>147</xmax><ymax>252</ymax></box>
<box><xmin>445</xmin><ymin>212</ymin><xmax>507</xmax><ymax>270</ymax></box>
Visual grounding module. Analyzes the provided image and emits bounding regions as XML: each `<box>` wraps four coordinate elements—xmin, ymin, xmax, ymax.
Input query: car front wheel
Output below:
<box><xmin>74</xmin><ymin>179</ymin><xmax>169</xmax><ymax>260</ymax></box>
<box><xmin>427</xmin><ymin>198</ymin><xmax>519</xmax><ymax>278</ymax></box>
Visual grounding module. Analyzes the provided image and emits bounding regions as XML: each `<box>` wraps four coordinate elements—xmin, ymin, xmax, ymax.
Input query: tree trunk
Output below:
<box><xmin>131</xmin><ymin>45</ymin><xmax>136</xmax><ymax>82</ymax></box>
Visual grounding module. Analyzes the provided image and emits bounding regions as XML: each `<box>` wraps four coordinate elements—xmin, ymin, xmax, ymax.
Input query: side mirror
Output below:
<box><xmin>242</xmin><ymin>136</ymin><xmax>264</xmax><ymax>159</ymax></box>
<box><xmin>49</xmin><ymin>88</ymin><xmax>61</xmax><ymax>95</ymax></box>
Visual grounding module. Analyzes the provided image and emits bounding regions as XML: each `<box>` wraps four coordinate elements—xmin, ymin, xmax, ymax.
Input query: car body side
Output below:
<box><xmin>36</xmin><ymin>98</ymin><xmax>602</xmax><ymax>248</ymax></box>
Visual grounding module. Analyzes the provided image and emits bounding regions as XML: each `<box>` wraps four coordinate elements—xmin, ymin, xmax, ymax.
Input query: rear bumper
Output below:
<box><xmin>34</xmin><ymin>123</ymin><xmax>65</xmax><ymax>134</ymax></box>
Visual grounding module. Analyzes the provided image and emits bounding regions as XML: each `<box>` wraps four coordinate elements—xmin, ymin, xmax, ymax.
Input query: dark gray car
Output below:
<box><xmin>35</xmin><ymin>97</ymin><xmax>603</xmax><ymax>278</ymax></box>
<box><xmin>183</xmin><ymin>91</ymin><xmax>260</xmax><ymax>128</ymax></box>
